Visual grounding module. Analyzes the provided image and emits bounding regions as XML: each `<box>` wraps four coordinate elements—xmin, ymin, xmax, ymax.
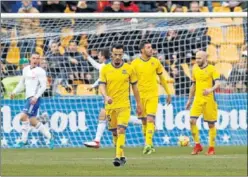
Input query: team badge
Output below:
<box><xmin>122</xmin><ymin>70</ymin><xmax>127</xmax><ymax>74</ymax></box>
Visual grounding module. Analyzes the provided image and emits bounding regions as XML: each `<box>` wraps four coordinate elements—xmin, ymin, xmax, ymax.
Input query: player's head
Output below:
<box><xmin>50</xmin><ymin>41</ymin><xmax>59</xmax><ymax>53</ymax></box>
<box><xmin>140</xmin><ymin>40</ymin><xmax>153</xmax><ymax>58</ymax></box>
<box><xmin>30</xmin><ymin>52</ymin><xmax>40</xmax><ymax>67</ymax></box>
<box><xmin>69</xmin><ymin>40</ymin><xmax>78</xmax><ymax>52</ymax></box>
<box><xmin>195</xmin><ymin>51</ymin><xmax>208</xmax><ymax>67</ymax></box>
<box><xmin>111</xmin><ymin>43</ymin><xmax>124</xmax><ymax>67</ymax></box>
<box><xmin>21</xmin><ymin>0</ymin><xmax>32</xmax><ymax>10</ymax></box>
<box><xmin>111</xmin><ymin>1</ymin><xmax>121</xmax><ymax>12</ymax></box>
<box><xmin>98</xmin><ymin>48</ymin><xmax>110</xmax><ymax>63</ymax></box>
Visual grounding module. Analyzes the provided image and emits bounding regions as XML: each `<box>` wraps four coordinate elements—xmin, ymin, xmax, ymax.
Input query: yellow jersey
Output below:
<box><xmin>192</xmin><ymin>64</ymin><xmax>220</xmax><ymax>100</ymax></box>
<box><xmin>131</xmin><ymin>57</ymin><xmax>164</xmax><ymax>98</ymax></box>
<box><xmin>99</xmin><ymin>62</ymin><xmax>138</xmax><ymax>109</ymax></box>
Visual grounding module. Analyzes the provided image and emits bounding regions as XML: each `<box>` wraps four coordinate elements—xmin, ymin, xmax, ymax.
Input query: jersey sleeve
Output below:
<box><xmin>130</xmin><ymin>67</ymin><xmax>138</xmax><ymax>85</ymax></box>
<box><xmin>13</xmin><ymin>67</ymin><xmax>26</xmax><ymax>94</ymax></box>
<box><xmin>99</xmin><ymin>66</ymin><xmax>107</xmax><ymax>84</ymax></box>
<box><xmin>212</xmin><ymin>66</ymin><xmax>220</xmax><ymax>81</ymax></box>
<box><xmin>156</xmin><ymin>60</ymin><xmax>163</xmax><ymax>75</ymax></box>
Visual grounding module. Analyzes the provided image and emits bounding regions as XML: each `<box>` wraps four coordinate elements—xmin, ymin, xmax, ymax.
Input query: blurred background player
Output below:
<box><xmin>11</xmin><ymin>52</ymin><xmax>54</xmax><ymax>149</ymax></box>
<box><xmin>99</xmin><ymin>43</ymin><xmax>142</xmax><ymax>166</ymax></box>
<box><xmin>82</xmin><ymin>48</ymin><xmax>111</xmax><ymax>148</ymax></box>
<box><xmin>131</xmin><ymin>40</ymin><xmax>172</xmax><ymax>155</ymax></box>
<box><xmin>186</xmin><ymin>51</ymin><xmax>220</xmax><ymax>155</ymax></box>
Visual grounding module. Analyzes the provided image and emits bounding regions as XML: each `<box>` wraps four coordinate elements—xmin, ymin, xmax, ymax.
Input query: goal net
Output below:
<box><xmin>1</xmin><ymin>13</ymin><xmax>247</xmax><ymax>148</ymax></box>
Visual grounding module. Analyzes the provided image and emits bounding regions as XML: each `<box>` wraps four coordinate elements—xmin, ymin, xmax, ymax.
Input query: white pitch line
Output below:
<box><xmin>72</xmin><ymin>155</ymin><xmax>245</xmax><ymax>160</ymax></box>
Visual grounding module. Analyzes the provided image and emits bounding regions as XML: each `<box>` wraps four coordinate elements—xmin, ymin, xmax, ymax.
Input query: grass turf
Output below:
<box><xmin>1</xmin><ymin>146</ymin><xmax>247</xmax><ymax>176</ymax></box>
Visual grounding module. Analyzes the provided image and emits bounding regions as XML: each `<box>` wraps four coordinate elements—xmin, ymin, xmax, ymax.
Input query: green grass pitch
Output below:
<box><xmin>2</xmin><ymin>146</ymin><xmax>247</xmax><ymax>176</ymax></box>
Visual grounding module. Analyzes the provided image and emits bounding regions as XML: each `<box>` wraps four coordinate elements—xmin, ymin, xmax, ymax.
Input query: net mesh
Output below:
<box><xmin>1</xmin><ymin>16</ymin><xmax>247</xmax><ymax>148</ymax></box>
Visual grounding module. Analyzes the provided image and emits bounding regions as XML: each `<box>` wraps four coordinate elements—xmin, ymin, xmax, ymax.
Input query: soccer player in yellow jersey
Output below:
<box><xmin>131</xmin><ymin>40</ymin><xmax>172</xmax><ymax>155</ymax></box>
<box><xmin>99</xmin><ymin>43</ymin><xmax>142</xmax><ymax>166</ymax></box>
<box><xmin>186</xmin><ymin>51</ymin><xmax>221</xmax><ymax>155</ymax></box>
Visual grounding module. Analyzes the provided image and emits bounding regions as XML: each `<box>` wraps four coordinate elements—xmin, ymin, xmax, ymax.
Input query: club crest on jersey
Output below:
<box><xmin>151</xmin><ymin>62</ymin><xmax>154</xmax><ymax>66</ymax></box>
<box><xmin>122</xmin><ymin>70</ymin><xmax>127</xmax><ymax>74</ymax></box>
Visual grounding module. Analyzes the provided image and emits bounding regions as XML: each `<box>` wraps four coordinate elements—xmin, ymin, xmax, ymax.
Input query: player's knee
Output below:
<box><xmin>208</xmin><ymin>123</ymin><xmax>215</xmax><ymax>128</ymax></box>
<box><xmin>117</xmin><ymin>125</ymin><xmax>126</xmax><ymax>134</ymax></box>
<box><xmin>147</xmin><ymin>115</ymin><xmax>155</xmax><ymax>123</ymax></box>
<box><xmin>112</xmin><ymin>129</ymin><xmax>117</xmax><ymax>136</ymax></box>
<box><xmin>190</xmin><ymin>118</ymin><xmax>197</xmax><ymax>125</ymax></box>
<box><xmin>98</xmin><ymin>109</ymin><xmax>106</xmax><ymax>121</ymax></box>
<box><xmin>29</xmin><ymin>117</ymin><xmax>39</xmax><ymax>127</ymax></box>
<box><xmin>20</xmin><ymin>113</ymin><xmax>29</xmax><ymax>122</ymax></box>
<box><xmin>141</xmin><ymin>119</ymin><xmax>147</xmax><ymax>125</ymax></box>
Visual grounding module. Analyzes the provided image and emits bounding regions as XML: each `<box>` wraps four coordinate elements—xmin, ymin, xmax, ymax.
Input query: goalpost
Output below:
<box><xmin>1</xmin><ymin>12</ymin><xmax>247</xmax><ymax>148</ymax></box>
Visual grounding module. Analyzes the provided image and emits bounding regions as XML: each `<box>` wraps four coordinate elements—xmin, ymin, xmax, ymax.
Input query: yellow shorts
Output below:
<box><xmin>106</xmin><ymin>107</ymin><xmax>131</xmax><ymax>130</ymax></box>
<box><xmin>190</xmin><ymin>98</ymin><xmax>218</xmax><ymax>123</ymax></box>
<box><xmin>138</xmin><ymin>97</ymin><xmax>159</xmax><ymax>119</ymax></box>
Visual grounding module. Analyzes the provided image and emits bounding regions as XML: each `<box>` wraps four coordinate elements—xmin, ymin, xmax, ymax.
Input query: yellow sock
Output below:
<box><xmin>116</xmin><ymin>133</ymin><xmax>125</xmax><ymax>158</ymax></box>
<box><xmin>146</xmin><ymin>122</ymin><xmax>155</xmax><ymax>146</ymax></box>
<box><xmin>113</xmin><ymin>135</ymin><xmax>117</xmax><ymax>147</ymax></box>
<box><xmin>121</xmin><ymin>150</ymin><xmax>124</xmax><ymax>157</ymax></box>
<box><xmin>209</xmin><ymin>127</ymin><xmax>217</xmax><ymax>147</ymax></box>
<box><xmin>190</xmin><ymin>124</ymin><xmax>200</xmax><ymax>144</ymax></box>
<box><xmin>142</xmin><ymin>123</ymin><xmax>147</xmax><ymax>138</ymax></box>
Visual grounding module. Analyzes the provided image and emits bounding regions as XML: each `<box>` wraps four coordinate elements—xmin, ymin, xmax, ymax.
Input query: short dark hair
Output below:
<box><xmin>111</xmin><ymin>43</ymin><xmax>124</xmax><ymax>52</ymax></box>
<box><xmin>31</xmin><ymin>52</ymin><xmax>40</xmax><ymax>56</ymax></box>
<box><xmin>139</xmin><ymin>40</ymin><xmax>151</xmax><ymax>50</ymax></box>
<box><xmin>100</xmin><ymin>48</ymin><xmax>110</xmax><ymax>59</ymax></box>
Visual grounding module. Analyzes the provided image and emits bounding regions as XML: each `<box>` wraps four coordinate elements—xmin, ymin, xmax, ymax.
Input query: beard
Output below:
<box><xmin>197</xmin><ymin>61</ymin><xmax>207</xmax><ymax>68</ymax></box>
<box><xmin>146</xmin><ymin>51</ymin><xmax>153</xmax><ymax>58</ymax></box>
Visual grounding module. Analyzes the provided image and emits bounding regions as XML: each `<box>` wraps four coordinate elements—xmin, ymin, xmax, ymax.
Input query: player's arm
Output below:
<box><xmin>157</xmin><ymin>62</ymin><xmax>171</xmax><ymax>104</ymax></box>
<box><xmin>81</xmin><ymin>48</ymin><xmax>101</xmax><ymax>70</ymax></box>
<box><xmin>189</xmin><ymin>82</ymin><xmax>196</xmax><ymax>99</ymax></box>
<box><xmin>31</xmin><ymin>70</ymin><xmax>47</xmax><ymax>104</ymax></box>
<box><xmin>130</xmin><ymin>67</ymin><xmax>142</xmax><ymax>115</ymax></box>
<box><xmin>87</xmin><ymin>55</ymin><xmax>101</xmax><ymax>70</ymax></box>
<box><xmin>131</xmin><ymin>83</ymin><xmax>142</xmax><ymax>116</ymax></box>
<box><xmin>185</xmin><ymin>83</ymin><xmax>196</xmax><ymax>109</ymax></box>
<box><xmin>11</xmin><ymin>75</ymin><xmax>25</xmax><ymax>99</ymax></box>
<box><xmin>203</xmin><ymin>80</ymin><xmax>221</xmax><ymax>96</ymax></box>
<box><xmin>186</xmin><ymin>68</ymin><xmax>196</xmax><ymax>109</ymax></box>
<box><xmin>203</xmin><ymin>67</ymin><xmax>221</xmax><ymax>96</ymax></box>
<box><xmin>87</xmin><ymin>79</ymin><xmax>99</xmax><ymax>91</ymax></box>
<box><xmin>99</xmin><ymin>67</ymin><xmax>112</xmax><ymax>104</ymax></box>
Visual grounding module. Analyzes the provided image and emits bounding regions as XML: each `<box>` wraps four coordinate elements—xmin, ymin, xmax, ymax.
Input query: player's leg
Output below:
<box><xmin>139</xmin><ymin>118</ymin><xmax>147</xmax><ymax>139</ymax></box>
<box><xmin>14</xmin><ymin>97</ymin><xmax>35</xmax><ymax>148</ymax></box>
<box><xmin>190</xmin><ymin>100</ymin><xmax>204</xmax><ymax>155</ymax></box>
<box><xmin>203</xmin><ymin>100</ymin><xmax>218</xmax><ymax>155</ymax></box>
<box><xmin>107</xmin><ymin>110</ymin><xmax>122</xmax><ymax>167</ymax></box>
<box><xmin>29</xmin><ymin>117</ymin><xmax>54</xmax><ymax>149</ymax></box>
<box><xmin>13</xmin><ymin>112</ymin><xmax>30</xmax><ymax>148</ymax></box>
<box><xmin>143</xmin><ymin>97</ymin><xmax>158</xmax><ymax>155</ymax></box>
<box><xmin>138</xmin><ymin>98</ymin><xmax>147</xmax><ymax>139</ymax></box>
<box><xmin>29</xmin><ymin>98</ymin><xmax>54</xmax><ymax>149</ymax></box>
<box><xmin>113</xmin><ymin>107</ymin><xmax>130</xmax><ymax>167</ymax></box>
<box><xmin>84</xmin><ymin>108</ymin><xmax>106</xmax><ymax>148</ymax></box>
